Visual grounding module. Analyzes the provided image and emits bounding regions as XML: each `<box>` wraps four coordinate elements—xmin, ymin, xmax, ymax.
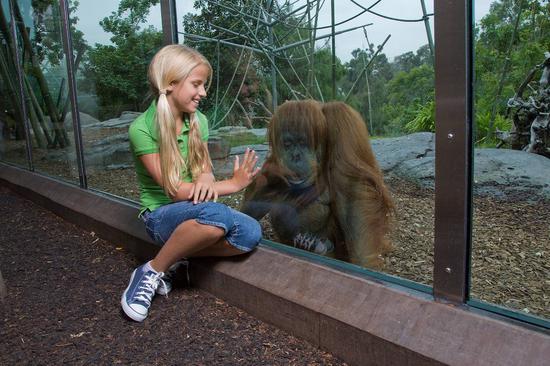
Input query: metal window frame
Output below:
<box><xmin>59</xmin><ymin>0</ymin><xmax>87</xmax><ymax>188</ymax></box>
<box><xmin>161</xmin><ymin>0</ymin><xmax>178</xmax><ymax>45</ymax></box>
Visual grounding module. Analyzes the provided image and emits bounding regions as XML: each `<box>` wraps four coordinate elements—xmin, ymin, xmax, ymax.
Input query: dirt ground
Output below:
<box><xmin>0</xmin><ymin>185</ymin><xmax>347</xmax><ymax>365</ymax></box>
<box><xmin>3</xmin><ymin>139</ymin><xmax>549</xmax><ymax>320</ymax></box>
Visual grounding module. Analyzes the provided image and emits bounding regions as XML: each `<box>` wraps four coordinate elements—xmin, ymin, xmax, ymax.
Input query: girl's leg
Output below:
<box><xmin>149</xmin><ymin>219</ymin><xmax>238</xmax><ymax>272</ymax></box>
<box><xmin>191</xmin><ymin>238</ymin><xmax>245</xmax><ymax>257</ymax></box>
<box><xmin>148</xmin><ymin>202</ymin><xmax>261</xmax><ymax>271</ymax></box>
<box><xmin>122</xmin><ymin>202</ymin><xmax>260</xmax><ymax>322</ymax></box>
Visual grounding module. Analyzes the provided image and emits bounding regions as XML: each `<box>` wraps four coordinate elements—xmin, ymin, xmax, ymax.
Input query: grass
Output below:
<box><xmin>223</xmin><ymin>133</ymin><xmax>267</xmax><ymax>148</ymax></box>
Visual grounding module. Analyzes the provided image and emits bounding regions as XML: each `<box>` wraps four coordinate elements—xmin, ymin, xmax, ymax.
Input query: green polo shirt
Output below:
<box><xmin>129</xmin><ymin>101</ymin><xmax>209</xmax><ymax>213</ymax></box>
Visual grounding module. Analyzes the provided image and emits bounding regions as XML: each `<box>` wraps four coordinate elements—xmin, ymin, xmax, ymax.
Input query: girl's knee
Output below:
<box><xmin>240</xmin><ymin>215</ymin><xmax>262</xmax><ymax>249</ymax></box>
<box><xmin>199</xmin><ymin>202</ymin><xmax>233</xmax><ymax>230</ymax></box>
<box><xmin>250</xmin><ymin>219</ymin><xmax>262</xmax><ymax>243</ymax></box>
<box><xmin>190</xmin><ymin>219</ymin><xmax>225</xmax><ymax>240</ymax></box>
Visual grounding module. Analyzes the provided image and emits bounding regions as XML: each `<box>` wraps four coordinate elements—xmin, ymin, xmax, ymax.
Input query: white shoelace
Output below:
<box><xmin>134</xmin><ymin>272</ymin><xmax>166</xmax><ymax>305</ymax></box>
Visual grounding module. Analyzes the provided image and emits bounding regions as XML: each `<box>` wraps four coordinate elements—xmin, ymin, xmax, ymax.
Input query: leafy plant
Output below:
<box><xmin>405</xmin><ymin>100</ymin><xmax>435</xmax><ymax>133</ymax></box>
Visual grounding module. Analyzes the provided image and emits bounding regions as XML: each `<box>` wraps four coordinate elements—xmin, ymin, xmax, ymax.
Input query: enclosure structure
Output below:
<box><xmin>0</xmin><ymin>0</ymin><xmax>549</xmax><ymax>365</ymax></box>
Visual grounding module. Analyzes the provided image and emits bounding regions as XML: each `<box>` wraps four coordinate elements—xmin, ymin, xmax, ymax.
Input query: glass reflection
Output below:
<box><xmin>70</xmin><ymin>0</ymin><xmax>163</xmax><ymax>199</ymax></box>
<box><xmin>179</xmin><ymin>0</ymin><xmax>435</xmax><ymax>282</ymax></box>
<box><xmin>472</xmin><ymin>0</ymin><xmax>549</xmax><ymax>319</ymax></box>
<box><xmin>9</xmin><ymin>0</ymin><xmax>79</xmax><ymax>182</ymax></box>
<box><xmin>0</xmin><ymin>0</ymin><xmax>28</xmax><ymax>168</ymax></box>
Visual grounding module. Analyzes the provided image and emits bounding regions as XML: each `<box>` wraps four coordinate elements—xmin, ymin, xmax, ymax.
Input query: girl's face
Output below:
<box><xmin>168</xmin><ymin>63</ymin><xmax>209</xmax><ymax>114</ymax></box>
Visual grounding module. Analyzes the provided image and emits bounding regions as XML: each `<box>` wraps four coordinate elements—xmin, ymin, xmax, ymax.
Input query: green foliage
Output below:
<box><xmin>474</xmin><ymin>111</ymin><xmax>512</xmax><ymax>145</ymax></box>
<box><xmin>474</xmin><ymin>0</ymin><xmax>550</xmax><ymax>126</ymax></box>
<box><xmin>405</xmin><ymin>100</ymin><xmax>435</xmax><ymax>133</ymax></box>
<box><xmin>224</xmin><ymin>133</ymin><xmax>266</xmax><ymax>148</ymax></box>
<box><xmin>67</xmin><ymin>0</ymin><xmax>548</xmax><ymax>140</ymax></box>
<box><xmin>81</xmin><ymin>0</ymin><xmax>162</xmax><ymax>119</ymax></box>
<box><xmin>381</xmin><ymin>64</ymin><xmax>434</xmax><ymax>135</ymax></box>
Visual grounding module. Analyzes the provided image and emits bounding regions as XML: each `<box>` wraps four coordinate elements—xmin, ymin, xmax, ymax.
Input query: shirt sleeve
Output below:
<box><xmin>129</xmin><ymin>118</ymin><xmax>159</xmax><ymax>157</ymax></box>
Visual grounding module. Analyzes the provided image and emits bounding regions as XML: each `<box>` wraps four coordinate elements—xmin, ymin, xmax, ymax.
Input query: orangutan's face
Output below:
<box><xmin>280</xmin><ymin>131</ymin><xmax>317</xmax><ymax>184</ymax></box>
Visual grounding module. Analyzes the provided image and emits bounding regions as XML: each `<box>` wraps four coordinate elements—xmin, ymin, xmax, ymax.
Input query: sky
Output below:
<box><xmin>74</xmin><ymin>0</ymin><xmax>494</xmax><ymax>63</ymax></box>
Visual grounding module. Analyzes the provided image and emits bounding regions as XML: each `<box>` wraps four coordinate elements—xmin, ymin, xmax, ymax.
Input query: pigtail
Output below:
<box><xmin>156</xmin><ymin>91</ymin><xmax>186</xmax><ymax>197</ymax></box>
<box><xmin>187</xmin><ymin>112</ymin><xmax>212</xmax><ymax>179</ymax></box>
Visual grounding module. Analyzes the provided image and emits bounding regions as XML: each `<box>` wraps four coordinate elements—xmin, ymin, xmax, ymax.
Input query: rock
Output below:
<box><xmin>85</xmin><ymin>111</ymin><xmax>141</xmax><ymax>129</ymax></box>
<box><xmin>371</xmin><ymin>132</ymin><xmax>435</xmax><ymax>171</ymax></box>
<box><xmin>472</xmin><ymin>148</ymin><xmax>550</xmax><ymax>201</ymax></box>
<box><xmin>60</xmin><ymin>112</ymin><xmax>101</xmax><ymax>131</ymax></box>
<box><xmin>248</xmin><ymin>128</ymin><xmax>268</xmax><ymax>137</ymax></box>
<box><xmin>210</xmin><ymin>126</ymin><xmax>267</xmax><ymax>139</ymax></box>
<box><xmin>212</xmin><ymin>143</ymin><xmax>269</xmax><ymax>177</ymax></box>
<box><xmin>375</xmin><ymin>133</ymin><xmax>550</xmax><ymax>201</ymax></box>
<box><xmin>102</xmin><ymin>111</ymin><xmax>141</xmax><ymax>128</ymax></box>
<box><xmin>105</xmin><ymin>163</ymin><xmax>133</xmax><ymax>170</ymax></box>
<box><xmin>208</xmin><ymin>137</ymin><xmax>231</xmax><ymax>160</ymax></box>
<box><xmin>215</xmin><ymin>126</ymin><xmax>249</xmax><ymax>134</ymax></box>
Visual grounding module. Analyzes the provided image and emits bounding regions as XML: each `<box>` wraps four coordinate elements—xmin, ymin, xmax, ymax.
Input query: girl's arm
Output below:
<box><xmin>213</xmin><ymin>148</ymin><xmax>260</xmax><ymax>195</ymax></box>
<box><xmin>139</xmin><ymin>148</ymin><xmax>259</xmax><ymax>203</ymax></box>
<box><xmin>188</xmin><ymin>142</ymin><xmax>217</xmax><ymax>203</ymax></box>
<box><xmin>138</xmin><ymin>153</ymin><xmax>195</xmax><ymax>200</ymax></box>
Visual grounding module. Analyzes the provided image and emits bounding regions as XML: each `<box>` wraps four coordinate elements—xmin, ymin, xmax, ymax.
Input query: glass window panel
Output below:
<box><xmin>0</xmin><ymin>0</ymin><xmax>28</xmax><ymax>168</ymax></box>
<box><xmin>70</xmin><ymin>0</ymin><xmax>163</xmax><ymax>199</ymax></box>
<box><xmin>179</xmin><ymin>0</ymin><xmax>435</xmax><ymax>284</ymax></box>
<box><xmin>11</xmin><ymin>0</ymin><xmax>79</xmax><ymax>183</ymax></box>
<box><xmin>471</xmin><ymin>0</ymin><xmax>549</xmax><ymax>320</ymax></box>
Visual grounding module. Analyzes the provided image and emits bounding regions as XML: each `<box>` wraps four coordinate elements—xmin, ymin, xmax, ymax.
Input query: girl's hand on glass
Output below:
<box><xmin>189</xmin><ymin>172</ymin><xmax>218</xmax><ymax>204</ymax></box>
<box><xmin>232</xmin><ymin>148</ymin><xmax>260</xmax><ymax>190</ymax></box>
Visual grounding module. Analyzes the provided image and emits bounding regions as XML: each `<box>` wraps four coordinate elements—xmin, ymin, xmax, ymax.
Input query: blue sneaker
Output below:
<box><xmin>156</xmin><ymin>260</ymin><xmax>189</xmax><ymax>296</ymax></box>
<box><xmin>121</xmin><ymin>264</ymin><xmax>165</xmax><ymax>322</ymax></box>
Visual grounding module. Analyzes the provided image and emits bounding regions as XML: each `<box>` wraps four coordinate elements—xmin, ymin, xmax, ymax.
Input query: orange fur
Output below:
<box><xmin>323</xmin><ymin>102</ymin><xmax>395</xmax><ymax>268</ymax></box>
<box><xmin>242</xmin><ymin>100</ymin><xmax>394</xmax><ymax>269</ymax></box>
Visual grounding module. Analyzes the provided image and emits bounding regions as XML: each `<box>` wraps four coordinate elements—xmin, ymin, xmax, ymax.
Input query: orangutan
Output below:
<box><xmin>241</xmin><ymin>100</ymin><xmax>394</xmax><ymax>269</ymax></box>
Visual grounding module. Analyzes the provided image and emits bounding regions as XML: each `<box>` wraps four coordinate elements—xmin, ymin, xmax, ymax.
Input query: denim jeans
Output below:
<box><xmin>141</xmin><ymin>201</ymin><xmax>262</xmax><ymax>252</ymax></box>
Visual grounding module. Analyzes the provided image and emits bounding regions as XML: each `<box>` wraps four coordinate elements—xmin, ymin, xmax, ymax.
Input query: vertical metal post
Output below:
<box><xmin>8</xmin><ymin>0</ymin><xmax>33</xmax><ymax>171</ymax></box>
<box><xmin>267</xmin><ymin>0</ymin><xmax>277</xmax><ymax>109</ymax></box>
<box><xmin>161</xmin><ymin>0</ymin><xmax>178</xmax><ymax>45</ymax></box>
<box><xmin>330</xmin><ymin>0</ymin><xmax>336</xmax><ymax>99</ymax></box>
<box><xmin>433</xmin><ymin>0</ymin><xmax>473</xmax><ymax>303</ymax></box>
<box><xmin>420</xmin><ymin>0</ymin><xmax>434</xmax><ymax>63</ymax></box>
<box><xmin>59</xmin><ymin>0</ymin><xmax>87</xmax><ymax>188</ymax></box>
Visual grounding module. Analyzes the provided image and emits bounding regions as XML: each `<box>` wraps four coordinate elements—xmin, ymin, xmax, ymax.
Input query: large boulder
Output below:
<box><xmin>208</xmin><ymin>136</ymin><xmax>231</xmax><ymax>160</ymax></box>
<box><xmin>212</xmin><ymin>143</ymin><xmax>269</xmax><ymax>177</ymax></box>
<box><xmin>371</xmin><ymin>132</ymin><xmax>435</xmax><ymax>171</ymax></box>
<box><xmin>378</xmin><ymin>133</ymin><xmax>550</xmax><ymax>201</ymax></box>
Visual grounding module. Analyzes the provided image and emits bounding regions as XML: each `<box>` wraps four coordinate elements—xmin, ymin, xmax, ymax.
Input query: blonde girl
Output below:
<box><xmin>122</xmin><ymin>45</ymin><xmax>261</xmax><ymax>322</ymax></box>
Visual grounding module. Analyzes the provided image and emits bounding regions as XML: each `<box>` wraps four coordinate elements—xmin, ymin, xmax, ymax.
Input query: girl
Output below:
<box><xmin>122</xmin><ymin>45</ymin><xmax>262</xmax><ymax>322</ymax></box>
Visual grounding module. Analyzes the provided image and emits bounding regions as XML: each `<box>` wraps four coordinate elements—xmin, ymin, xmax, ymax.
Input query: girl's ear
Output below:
<box><xmin>166</xmin><ymin>81</ymin><xmax>178</xmax><ymax>92</ymax></box>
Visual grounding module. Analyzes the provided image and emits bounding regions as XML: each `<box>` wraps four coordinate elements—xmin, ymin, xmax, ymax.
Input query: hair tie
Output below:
<box><xmin>159</xmin><ymin>89</ymin><xmax>167</xmax><ymax>95</ymax></box>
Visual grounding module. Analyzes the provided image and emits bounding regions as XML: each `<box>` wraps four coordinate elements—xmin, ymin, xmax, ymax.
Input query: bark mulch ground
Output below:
<box><xmin>0</xmin><ymin>185</ymin><xmax>347</xmax><ymax>366</ymax></box>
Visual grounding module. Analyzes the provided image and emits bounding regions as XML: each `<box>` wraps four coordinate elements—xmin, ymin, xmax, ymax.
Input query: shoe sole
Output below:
<box><xmin>120</xmin><ymin>269</ymin><xmax>147</xmax><ymax>322</ymax></box>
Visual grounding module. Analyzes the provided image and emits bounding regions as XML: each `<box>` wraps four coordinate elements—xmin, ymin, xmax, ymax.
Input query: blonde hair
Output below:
<box><xmin>148</xmin><ymin>45</ymin><xmax>213</xmax><ymax>197</ymax></box>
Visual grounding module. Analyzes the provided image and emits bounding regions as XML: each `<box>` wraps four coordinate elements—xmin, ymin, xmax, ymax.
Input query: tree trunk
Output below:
<box><xmin>13</xmin><ymin>2</ymin><xmax>69</xmax><ymax>148</ymax></box>
<box><xmin>488</xmin><ymin>0</ymin><xmax>524</xmax><ymax>137</ymax></box>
